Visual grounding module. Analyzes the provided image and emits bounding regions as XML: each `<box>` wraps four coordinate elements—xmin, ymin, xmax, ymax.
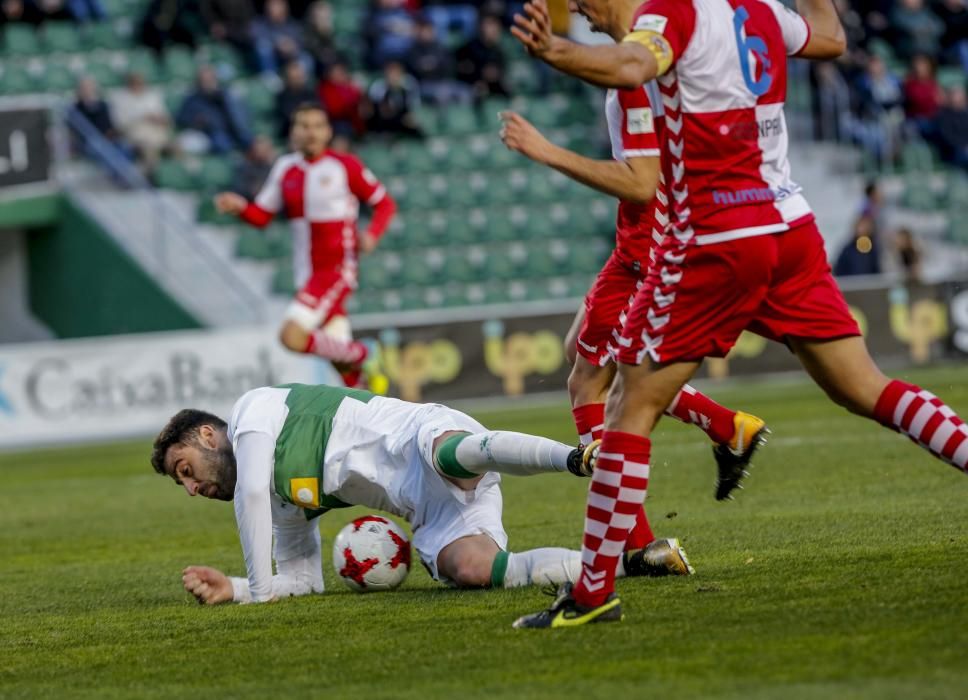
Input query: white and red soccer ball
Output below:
<box><xmin>333</xmin><ymin>515</ymin><xmax>411</xmax><ymax>592</ymax></box>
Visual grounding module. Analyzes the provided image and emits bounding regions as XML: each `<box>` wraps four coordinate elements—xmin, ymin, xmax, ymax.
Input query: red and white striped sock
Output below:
<box><xmin>572</xmin><ymin>430</ymin><xmax>650</xmax><ymax>608</ymax></box>
<box><xmin>572</xmin><ymin>404</ymin><xmax>655</xmax><ymax>551</ymax></box>
<box><xmin>304</xmin><ymin>332</ymin><xmax>368</xmax><ymax>365</ymax></box>
<box><xmin>874</xmin><ymin>380</ymin><xmax>968</xmax><ymax>472</ymax></box>
<box><xmin>572</xmin><ymin>403</ymin><xmax>605</xmax><ymax>447</ymax></box>
<box><xmin>665</xmin><ymin>384</ymin><xmax>737</xmax><ymax>445</ymax></box>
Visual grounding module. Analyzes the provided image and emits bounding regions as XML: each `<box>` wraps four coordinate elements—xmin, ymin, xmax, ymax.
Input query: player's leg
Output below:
<box><xmin>431</xmin><ymin>430</ymin><xmax>590</xmax><ymax>481</ymax></box>
<box><xmin>790</xmin><ymin>335</ymin><xmax>968</xmax><ymax>473</ymax></box>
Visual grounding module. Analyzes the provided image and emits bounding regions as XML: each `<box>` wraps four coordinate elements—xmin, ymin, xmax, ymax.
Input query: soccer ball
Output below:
<box><xmin>332</xmin><ymin>515</ymin><xmax>411</xmax><ymax>593</ymax></box>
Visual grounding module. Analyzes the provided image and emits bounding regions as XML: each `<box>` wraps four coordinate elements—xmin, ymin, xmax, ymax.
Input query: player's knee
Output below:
<box><xmin>279</xmin><ymin>323</ymin><xmax>309</xmax><ymax>353</ymax></box>
<box><xmin>450</xmin><ymin>557</ymin><xmax>492</xmax><ymax>588</ymax></box>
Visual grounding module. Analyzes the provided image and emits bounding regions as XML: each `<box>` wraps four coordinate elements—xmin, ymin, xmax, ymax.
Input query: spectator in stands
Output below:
<box><xmin>851</xmin><ymin>54</ymin><xmax>904</xmax><ymax>163</ymax></box>
<box><xmin>367</xmin><ymin>61</ymin><xmax>423</xmax><ymax>138</ymax></box>
<box><xmin>66</xmin><ymin>0</ymin><xmax>106</xmax><ymax>22</ymax></box>
<box><xmin>233</xmin><ymin>135</ymin><xmax>276</xmax><ymax>200</ymax></box>
<box><xmin>317</xmin><ymin>61</ymin><xmax>365</xmax><ymax>138</ymax></box>
<box><xmin>364</xmin><ymin>0</ymin><xmax>417</xmax><ymax>69</ymax></box>
<box><xmin>275</xmin><ymin>60</ymin><xmax>319</xmax><ymax>139</ymax></box>
<box><xmin>936</xmin><ymin>85</ymin><xmax>968</xmax><ymax>170</ymax></box>
<box><xmin>455</xmin><ymin>14</ymin><xmax>509</xmax><ymax>102</ymax></box>
<box><xmin>903</xmin><ymin>54</ymin><xmax>942</xmax><ymax>140</ymax></box>
<box><xmin>138</xmin><ymin>0</ymin><xmax>204</xmax><ymax>54</ymax></box>
<box><xmin>891</xmin><ymin>0</ymin><xmax>945</xmax><ymax>61</ymax></box>
<box><xmin>937</xmin><ymin>0</ymin><xmax>968</xmax><ymax>71</ymax></box>
<box><xmin>110</xmin><ymin>71</ymin><xmax>174</xmax><ymax>171</ymax></box>
<box><xmin>27</xmin><ymin>0</ymin><xmax>71</xmax><ymax>22</ymax></box>
<box><xmin>201</xmin><ymin>0</ymin><xmax>257</xmax><ymax>68</ymax></box>
<box><xmin>834</xmin><ymin>214</ymin><xmax>882</xmax><ymax>276</ymax></box>
<box><xmin>253</xmin><ymin>0</ymin><xmax>311</xmax><ymax>78</ymax></box>
<box><xmin>304</xmin><ymin>1</ymin><xmax>340</xmax><ymax>76</ymax></box>
<box><xmin>895</xmin><ymin>227</ymin><xmax>922</xmax><ymax>284</ymax></box>
<box><xmin>407</xmin><ymin>15</ymin><xmax>471</xmax><ymax>105</ymax></box>
<box><xmin>176</xmin><ymin>65</ymin><xmax>253</xmax><ymax>154</ymax></box>
<box><xmin>70</xmin><ymin>76</ymin><xmax>135</xmax><ymax>169</ymax></box>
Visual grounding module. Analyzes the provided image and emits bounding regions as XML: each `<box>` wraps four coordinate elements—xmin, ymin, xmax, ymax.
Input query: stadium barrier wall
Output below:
<box><xmin>1</xmin><ymin>281</ymin><xmax>966</xmax><ymax>449</ymax></box>
<box><xmin>0</xmin><ymin>327</ymin><xmax>338</xmax><ymax>450</ymax></box>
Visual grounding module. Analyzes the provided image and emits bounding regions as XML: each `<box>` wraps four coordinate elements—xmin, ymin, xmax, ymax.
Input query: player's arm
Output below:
<box><xmin>214</xmin><ymin>159</ymin><xmax>287</xmax><ymax>229</ymax></box>
<box><xmin>346</xmin><ymin>156</ymin><xmax>397</xmax><ymax>254</ymax></box>
<box><xmin>793</xmin><ymin>0</ymin><xmax>846</xmax><ymax>59</ymax></box>
<box><xmin>500</xmin><ymin>111</ymin><xmax>659</xmax><ymax>204</ymax></box>
<box><xmin>512</xmin><ymin>1</ymin><xmax>660</xmax><ymax>89</ymax></box>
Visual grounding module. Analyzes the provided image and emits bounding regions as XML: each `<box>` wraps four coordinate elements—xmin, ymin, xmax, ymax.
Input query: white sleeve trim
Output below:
<box><xmin>623</xmin><ymin>148</ymin><xmax>661</xmax><ymax>158</ymax></box>
<box><xmin>366</xmin><ymin>185</ymin><xmax>387</xmax><ymax>206</ymax></box>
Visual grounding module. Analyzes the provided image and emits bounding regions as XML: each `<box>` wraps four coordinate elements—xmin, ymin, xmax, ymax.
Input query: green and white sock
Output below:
<box><xmin>490</xmin><ymin>549</ymin><xmax>627</xmax><ymax>588</ymax></box>
<box><xmin>434</xmin><ymin>431</ymin><xmax>572</xmax><ymax>479</ymax></box>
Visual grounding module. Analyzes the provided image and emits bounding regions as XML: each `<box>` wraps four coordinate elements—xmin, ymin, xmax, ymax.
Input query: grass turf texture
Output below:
<box><xmin>1</xmin><ymin>367</ymin><xmax>967</xmax><ymax>699</ymax></box>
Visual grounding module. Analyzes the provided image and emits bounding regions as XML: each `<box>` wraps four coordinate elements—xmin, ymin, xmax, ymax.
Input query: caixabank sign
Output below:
<box><xmin>0</xmin><ymin>327</ymin><xmax>336</xmax><ymax>449</ymax></box>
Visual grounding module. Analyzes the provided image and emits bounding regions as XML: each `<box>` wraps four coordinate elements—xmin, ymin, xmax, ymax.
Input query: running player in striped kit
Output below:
<box><xmin>215</xmin><ymin>105</ymin><xmax>396</xmax><ymax>388</ymax></box>
<box><xmin>511</xmin><ymin>0</ymin><xmax>968</xmax><ymax>628</ymax></box>
<box><xmin>499</xmin><ymin>60</ymin><xmax>769</xmax><ymax>573</ymax></box>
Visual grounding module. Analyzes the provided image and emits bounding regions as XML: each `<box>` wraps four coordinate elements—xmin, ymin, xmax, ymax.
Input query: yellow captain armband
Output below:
<box><xmin>623</xmin><ymin>30</ymin><xmax>674</xmax><ymax>76</ymax></box>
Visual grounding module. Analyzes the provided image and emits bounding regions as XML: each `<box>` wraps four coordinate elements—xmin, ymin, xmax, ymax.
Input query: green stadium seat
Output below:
<box><xmin>163</xmin><ymin>46</ymin><xmax>197</xmax><ymax>83</ymax></box>
<box><xmin>42</xmin><ymin>22</ymin><xmax>81</xmax><ymax>52</ymax></box>
<box><xmin>3</xmin><ymin>25</ymin><xmax>39</xmax><ymax>56</ymax></box>
<box><xmin>411</xmin><ymin>105</ymin><xmax>439</xmax><ymax>134</ymax></box>
<box><xmin>196</xmin><ymin>194</ymin><xmax>235</xmax><ymax>226</ymax></box>
<box><xmin>938</xmin><ymin>67</ymin><xmax>965</xmax><ymax>91</ymax></box>
<box><xmin>42</xmin><ymin>63</ymin><xmax>77</xmax><ymax>93</ymax></box>
<box><xmin>153</xmin><ymin>158</ymin><xmax>195</xmax><ymax>190</ymax></box>
<box><xmin>508</xmin><ymin>60</ymin><xmax>540</xmax><ymax>94</ymax></box>
<box><xmin>126</xmin><ymin>49</ymin><xmax>162</xmax><ymax>82</ymax></box>
<box><xmin>272</xmin><ymin>261</ymin><xmax>296</xmax><ymax>295</ymax></box>
<box><xmin>0</xmin><ymin>65</ymin><xmax>34</xmax><ymax>94</ymax></box>
<box><xmin>85</xmin><ymin>21</ymin><xmax>130</xmax><ymax>50</ymax></box>
<box><xmin>444</xmin><ymin>142</ymin><xmax>479</xmax><ymax>172</ymax></box>
<box><xmin>86</xmin><ymin>61</ymin><xmax>123</xmax><ymax>89</ymax></box>
<box><xmin>356</xmin><ymin>144</ymin><xmax>395</xmax><ymax>175</ymax></box>
<box><xmin>237</xmin><ymin>228</ymin><xmax>274</xmax><ymax>259</ymax></box>
<box><xmin>442</xmin><ymin>104</ymin><xmax>479</xmax><ymax>135</ymax></box>
<box><xmin>198</xmin><ymin>156</ymin><xmax>235</xmax><ymax>190</ymax></box>
<box><xmin>901</xmin><ymin>174</ymin><xmax>939</xmax><ymax>211</ymax></box>
<box><xmin>240</xmin><ymin>80</ymin><xmax>276</xmax><ymax>118</ymax></box>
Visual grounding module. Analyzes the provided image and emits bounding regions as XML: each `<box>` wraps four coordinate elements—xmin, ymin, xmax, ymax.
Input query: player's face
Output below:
<box><xmin>292</xmin><ymin>110</ymin><xmax>332</xmax><ymax>158</ymax></box>
<box><xmin>571</xmin><ymin>0</ymin><xmax>612</xmax><ymax>34</ymax></box>
<box><xmin>164</xmin><ymin>427</ymin><xmax>237</xmax><ymax>501</ymax></box>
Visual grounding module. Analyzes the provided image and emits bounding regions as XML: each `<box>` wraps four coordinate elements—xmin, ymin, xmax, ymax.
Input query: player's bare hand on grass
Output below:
<box><xmin>214</xmin><ymin>192</ymin><xmax>247</xmax><ymax>215</ymax></box>
<box><xmin>182</xmin><ymin>565</ymin><xmax>234</xmax><ymax>605</ymax></box>
<box><xmin>511</xmin><ymin>0</ymin><xmax>553</xmax><ymax>57</ymax></box>
<box><xmin>359</xmin><ymin>231</ymin><xmax>379</xmax><ymax>254</ymax></box>
<box><xmin>500</xmin><ymin>111</ymin><xmax>554</xmax><ymax>163</ymax></box>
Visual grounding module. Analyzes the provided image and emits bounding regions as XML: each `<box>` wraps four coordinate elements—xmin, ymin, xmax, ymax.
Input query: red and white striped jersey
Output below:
<box><xmin>240</xmin><ymin>149</ymin><xmax>394</xmax><ymax>288</ymax></box>
<box><xmin>604</xmin><ymin>82</ymin><xmax>668</xmax><ymax>267</ymax></box>
<box><xmin>628</xmin><ymin>0</ymin><xmax>812</xmax><ymax>246</ymax></box>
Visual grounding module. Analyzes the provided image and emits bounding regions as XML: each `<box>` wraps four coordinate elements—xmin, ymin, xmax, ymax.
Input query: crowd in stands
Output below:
<box><xmin>32</xmin><ymin>0</ymin><xmax>526</xmax><ymax>180</ymax></box>
<box><xmin>812</xmin><ymin>0</ymin><xmax>968</xmax><ymax>170</ymax></box>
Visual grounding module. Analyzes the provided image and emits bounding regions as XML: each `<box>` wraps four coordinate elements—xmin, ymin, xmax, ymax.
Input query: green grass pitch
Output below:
<box><xmin>1</xmin><ymin>367</ymin><xmax>967</xmax><ymax>699</ymax></box>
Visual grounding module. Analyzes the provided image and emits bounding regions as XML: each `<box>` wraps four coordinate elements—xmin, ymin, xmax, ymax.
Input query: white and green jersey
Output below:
<box><xmin>226</xmin><ymin>384</ymin><xmax>500</xmax><ymax>602</ymax></box>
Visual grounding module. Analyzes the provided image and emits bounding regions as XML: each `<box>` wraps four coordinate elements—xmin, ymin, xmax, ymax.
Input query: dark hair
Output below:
<box><xmin>864</xmin><ymin>181</ymin><xmax>879</xmax><ymax>198</ymax></box>
<box><xmin>292</xmin><ymin>102</ymin><xmax>327</xmax><ymax>119</ymax></box>
<box><xmin>151</xmin><ymin>409</ymin><xmax>227</xmax><ymax>475</ymax></box>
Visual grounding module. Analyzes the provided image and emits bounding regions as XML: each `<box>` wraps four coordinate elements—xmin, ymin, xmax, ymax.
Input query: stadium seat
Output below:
<box><xmin>3</xmin><ymin>25</ymin><xmax>40</xmax><ymax>56</ymax></box>
<box><xmin>43</xmin><ymin>22</ymin><xmax>82</xmax><ymax>52</ymax></box>
<box><xmin>163</xmin><ymin>46</ymin><xmax>197</xmax><ymax>83</ymax></box>
<box><xmin>442</xmin><ymin>104</ymin><xmax>479</xmax><ymax>135</ymax></box>
<box><xmin>42</xmin><ymin>63</ymin><xmax>77</xmax><ymax>93</ymax></box>
<box><xmin>272</xmin><ymin>261</ymin><xmax>296</xmax><ymax>295</ymax></box>
<box><xmin>86</xmin><ymin>61</ymin><xmax>123</xmax><ymax>89</ymax></box>
<box><xmin>197</xmin><ymin>156</ymin><xmax>235</xmax><ymax>190</ymax></box>
<box><xmin>196</xmin><ymin>195</ymin><xmax>235</xmax><ymax>226</ymax></box>
<box><xmin>126</xmin><ymin>49</ymin><xmax>162</xmax><ymax>83</ymax></box>
<box><xmin>153</xmin><ymin>159</ymin><xmax>195</xmax><ymax>191</ymax></box>
<box><xmin>0</xmin><ymin>65</ymin><xmax>33</xmax><ymax>94</ymax></box>
<box><xmin>86</xmin><ymin>21</ymin><xmax>130</xmax><ymax>50</ymax></box>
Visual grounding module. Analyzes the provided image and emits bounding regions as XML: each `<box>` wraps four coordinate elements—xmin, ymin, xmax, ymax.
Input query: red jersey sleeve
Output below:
<box><xmin>341</xmin><ymin>153</ymin><xmax>396</xmax><ymax>241</ymax></box>
<box><xmin>617</xmin><ymin>86</ymin><xmax>661</xmax><ymax>159</ymax></box>
<box><xmin>625</xmin><ymin>0</ymin><xmax>697</xmax><ymax>75</ymax></box>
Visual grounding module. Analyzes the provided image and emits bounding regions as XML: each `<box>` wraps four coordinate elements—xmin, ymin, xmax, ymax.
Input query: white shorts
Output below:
<box><xmin>323</xmin><ymin>395</ymin><xmax>508</xmax><ymax>584</ymax></box>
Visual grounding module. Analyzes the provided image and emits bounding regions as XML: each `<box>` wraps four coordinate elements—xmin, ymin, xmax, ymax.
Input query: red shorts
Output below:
<box><xmin>576</xmin><ymin>252</ymin><xmax>644</xmax><ymax>366</ymax></box>
<box><xmin>285</xmin><ymin>263</ymin><xmax>357</xmax><ymax>332</ymax></box>
<box><xmin>616</xmin><ymin>221</ymin><xmax>861</xmax><ymax>365</ymax></box>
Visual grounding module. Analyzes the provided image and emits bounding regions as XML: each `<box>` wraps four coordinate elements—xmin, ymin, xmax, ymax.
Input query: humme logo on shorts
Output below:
<box><xmin>626</xmin><ymin>108</ymin><xmax>654</xmax><ymax>134</ymax></box>
<box><xmin>633</xmin><ymin>14</ymin><xmax>668</xmax><ymax>33</ymax></box>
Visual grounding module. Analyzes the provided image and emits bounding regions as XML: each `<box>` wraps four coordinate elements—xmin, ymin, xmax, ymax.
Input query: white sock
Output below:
<box><xmin>453</xmin><ymin>431</ymin><xmax>572</xmax><ymax>476</ymax></box>
<box><xmin>500</xmin><ymin>548</ymin><xmax>626</xmax><ymax>588</ymax></box>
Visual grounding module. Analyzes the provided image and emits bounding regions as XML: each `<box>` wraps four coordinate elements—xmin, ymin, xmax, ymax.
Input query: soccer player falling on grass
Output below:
<box><xmin>509</xmin><ymin>0</ymin><xmax>968</xmax><ymax>628</ymax></box>
<box><xmin>498</xmin><ymin>40</ymin><xmax>771</xmax><ymax>577</ymax></box>
<box><xmin>151</xmin><ymin>383</ymin><xmax>687</xmax><ymax>605</ymax></box>
<box><xmin>214</xmin><ymin>104</ymin><xmax>396</xmax><ymax>389</ymax></box>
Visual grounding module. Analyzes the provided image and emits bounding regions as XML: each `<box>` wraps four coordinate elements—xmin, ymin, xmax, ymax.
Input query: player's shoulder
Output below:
<box><xmin>631</xmin><ymin>0</ymin><xmax>696</xmax><ymax>29</ymax></box>
<box><xmin>229</xmin><ymin>386</ymin><xmax>291</xmax><ymax>443</ymax></box>
<box><xmin>323</xmin><ymin>149</ymin><xmax>365</xmax><ymax>172</ymax></box>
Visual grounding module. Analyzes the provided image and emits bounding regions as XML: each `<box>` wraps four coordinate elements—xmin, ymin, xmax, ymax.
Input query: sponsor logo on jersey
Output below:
<box><xmin>626</xmin><ymin>107</ymin><xmax>654</xmax><ymax>134</ymax></box>
<box><xmin>711</xmin><ymin>187</ymin><xmax>777</xmax><ymax>205</ymax></box>
<box><xmin>633</xmin><ymin>14</ymin><xmax>668</xmax><ymax>33</ymax></box>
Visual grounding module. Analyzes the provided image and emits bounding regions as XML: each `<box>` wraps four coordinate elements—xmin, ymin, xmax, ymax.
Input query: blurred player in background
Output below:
<box><xmin>150</xmin><ymin>383</ymin><xmax>689</xmax><ymax>605</ymax></box>
<box><xmin>510</xmin><ymin>0</ymin><xmax>968</xmax><ymax>629</ymax></box>
<box><xmin>215</xmin><ymin>104</ymin><xmax>396</xmax><ymax>388</ymax></box>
